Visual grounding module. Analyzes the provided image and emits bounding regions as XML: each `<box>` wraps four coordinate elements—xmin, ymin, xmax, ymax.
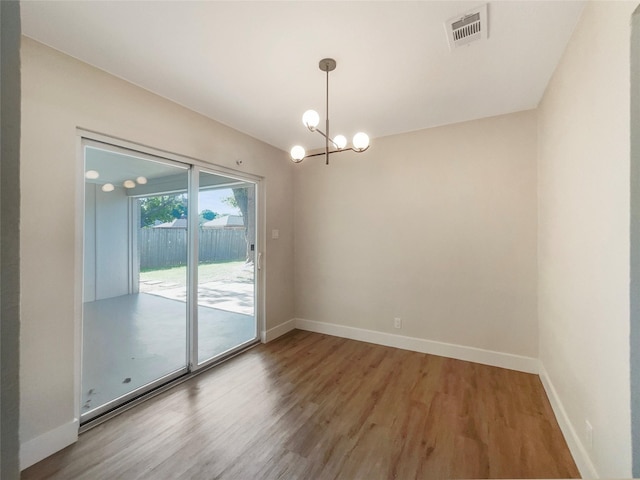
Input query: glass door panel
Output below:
<box><xmin>82</xmin><ymin>144</ymin><xmax>189</xmax><ymax>421</ymax></box>
<box><xmin>197</xmin><ymin>172</ymin><xmax>257</xmax><ymax>365</ymax></box>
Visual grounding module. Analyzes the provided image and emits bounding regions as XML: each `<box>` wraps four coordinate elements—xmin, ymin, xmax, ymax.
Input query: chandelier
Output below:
<box><xmin>290</xmin><ymin>58</ymin><xmax>370</xmax><ymax>165</ymax></box>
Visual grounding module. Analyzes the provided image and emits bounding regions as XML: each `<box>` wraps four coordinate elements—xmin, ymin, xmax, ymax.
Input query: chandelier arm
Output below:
<box><xmin>302</xmin><ymin>150</ymin><xmax>343</xmax><ymax>159</ymax></box>
<box><xmin>312</xmin><ymin>128</ymin><xmax>341</xmax><ymax>149</ymax></box>
<box><xmin>313</xmin><ymin>127</ymin><xmax>328</xmax><ymax>139</ymax></box>
<box><xmin>300</xmin><ymin>146</ymin><xmax>368</xmax><ymax>161</ymax></box>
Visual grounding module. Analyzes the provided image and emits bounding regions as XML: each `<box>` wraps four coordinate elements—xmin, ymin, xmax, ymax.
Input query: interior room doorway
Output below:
<box><xmin>81</xmin><ymin>139</ymin><xmax>259</xmax><ymax>423</ymax></box>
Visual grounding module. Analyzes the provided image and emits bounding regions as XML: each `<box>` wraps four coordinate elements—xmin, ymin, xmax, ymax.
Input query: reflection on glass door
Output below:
<box><xmin>196</xmin><ymin>172</ymin><xmax>257</xmax><ymax>365</ymax></box>
<box><xmin>82</xmin><ymin>143</ymin><xmax>189</xmax><ymax>421</ymax></box>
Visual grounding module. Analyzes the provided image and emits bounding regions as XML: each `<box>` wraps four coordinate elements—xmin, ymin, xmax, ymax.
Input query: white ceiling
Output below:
<box><xmin>20</xmin><ymin>1</ymin><xmax>585</xmax><ymax>153</ymax></box>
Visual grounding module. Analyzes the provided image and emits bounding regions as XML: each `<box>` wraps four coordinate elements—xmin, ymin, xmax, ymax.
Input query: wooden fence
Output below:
<box><xmin>139</xmin><ymin>228</ymin><xmax>246</xmax><ymax>269</ymax></box>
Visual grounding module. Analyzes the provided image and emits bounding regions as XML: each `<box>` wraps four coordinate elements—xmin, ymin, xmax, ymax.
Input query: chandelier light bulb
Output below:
<box><xmin>123</xmin><ymin>180</ymin><xmax>136</xmax><ymax>189</ymax></box>
<box><xmin>302</xmin><ymin>110</ymin><xmax>320</xmax><ymax>130</ymax></box>
<box><xmin>101</xmin><ymin>183</ymin><xmax>115</xmax><ymax>193</ymax></box>
<box><xmin>136</xmin><ymin>176</ymin><xmax>148</xmax><ymax>185</ymax></box>
<box><xmin>352</xmin><ymin>132</ymin><xmax>370</xmax><ymax>152</ymax></box>
<box><xmin>290</xmin><ymin>145</ymin><xmax>306</xmax><ymax>162</ymax></box>
<box><xmin>85</xmin><ymin>170</ymin><xmax>100</xmax><ymax>180</ymax></box>
<box><xmin>333</xmin><ymin>135</ymin><xmax>347</xmax><ymax>150</ymax></box>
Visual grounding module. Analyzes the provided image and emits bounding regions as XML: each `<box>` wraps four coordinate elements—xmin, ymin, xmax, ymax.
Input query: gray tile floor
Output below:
<box><xmin>82</xmin><ymin>293</ymin><xmax>255</xmax><ymax>418</ymax></box>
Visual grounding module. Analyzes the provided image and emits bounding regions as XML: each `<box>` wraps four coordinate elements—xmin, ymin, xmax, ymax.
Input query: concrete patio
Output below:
<box><xmin>82</xmin><ymin>264</ymin><xmax>256</xmax><ymax>420</ymax></box>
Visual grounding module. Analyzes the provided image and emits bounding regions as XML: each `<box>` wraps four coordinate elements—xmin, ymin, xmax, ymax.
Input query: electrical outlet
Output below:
<box><xmin>585</xmin><ymin>420</ymin><xmax>593</xmax><ymax>450</ymax></box>
<box><xmin>394</xmin><ymin>317</ymin><xmax>402</xmax><ymax>329</ymax></box>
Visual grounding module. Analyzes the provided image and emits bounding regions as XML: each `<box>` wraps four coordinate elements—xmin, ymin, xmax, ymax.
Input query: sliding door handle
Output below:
<box><xmin>257</xmin><ymin>252</ymin><xmax>263</xmax><ymax>270</ymax></box>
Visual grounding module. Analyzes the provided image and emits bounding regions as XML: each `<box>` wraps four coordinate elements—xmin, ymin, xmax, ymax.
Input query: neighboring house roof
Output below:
<box><xmin>202</xmin><ymin>215</ymin><xmax>244</xmax><ymax>228</ymax></box>
<box><xmin>153</xmin><ymin>218</ymin><xmax>188</xmax><ymax>229</ymax></box>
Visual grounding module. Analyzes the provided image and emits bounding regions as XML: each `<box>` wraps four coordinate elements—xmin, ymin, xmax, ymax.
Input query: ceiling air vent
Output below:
<box><xmin>445</xmin><ymin>4</ymin><xmax>488</xmax><ymax>51</ymax></box>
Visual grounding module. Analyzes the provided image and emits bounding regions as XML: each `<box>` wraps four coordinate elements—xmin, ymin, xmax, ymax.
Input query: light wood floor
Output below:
<box><xmin>22</xmin><ymin>330</ymin><xmax>579</xmax><ymax>479</ymax></box>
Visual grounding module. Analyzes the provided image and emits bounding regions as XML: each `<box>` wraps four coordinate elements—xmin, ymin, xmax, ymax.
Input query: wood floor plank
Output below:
<box><xmin>22</xmin><ymin>330</ymin><xmax>580</xmax><ymax>479</ymax></box>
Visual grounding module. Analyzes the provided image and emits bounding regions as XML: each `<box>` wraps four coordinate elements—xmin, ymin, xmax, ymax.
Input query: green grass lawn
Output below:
<box><xmin>140</xmin><ymin>261</ymin><xmax>253</xmax><ymax>285</ymax></box>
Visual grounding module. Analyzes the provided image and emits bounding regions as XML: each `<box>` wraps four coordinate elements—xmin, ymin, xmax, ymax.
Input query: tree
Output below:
<box><xmin>139</xmin><ymin>194</ymin><xmax>187</xmax><ymax>227</ymax></box>
<box><xmin>223</xmin><ymin>187</ymin><xmax>255</xmax><ymax>264</ymax></box>
<box><xmin>199</xmin><ymin>209</ymin><xmax>217</xmax><ymax>221</ymax></box>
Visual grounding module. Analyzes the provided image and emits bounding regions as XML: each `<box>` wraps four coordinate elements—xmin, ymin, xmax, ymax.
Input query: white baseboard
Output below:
<box><xmin>21</xmin><ymin>418</ymin><xmax>79</xmax><ymax>471</ymax></box>
<box><xmin>294</xmin><ymin>318</ymin><xmax>539</xmax><ymax>374</ymax></box>
<box><xmin>261</xmin><ymin>318</ymin><xmax>297</xmax><ymax>343</ymax></box>
<box><xmin>539</xmin><ymin>363</ymin><xmax>598</xmax><ymax>479</ymax></box>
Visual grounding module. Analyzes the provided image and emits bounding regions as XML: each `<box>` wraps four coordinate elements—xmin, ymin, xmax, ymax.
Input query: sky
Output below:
<box><xmin>199</xmin><ymin>188</ymin><xmax>241</xmax><ymax>216</ymax></box>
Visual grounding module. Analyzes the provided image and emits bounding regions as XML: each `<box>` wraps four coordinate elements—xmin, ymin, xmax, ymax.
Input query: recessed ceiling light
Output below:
<box><xmin>123</xmin><ymin>180</ymin><xmax>136</xmax><ymax>188</ymax></box>
<box><xmin>101</xmin><ymin>183</ymin><xmax>115</xmax><ymax>193</ymax></box>
<box><xmin>136</xmin><ymin>176</ymin><xmax>148</xmax><ymax>185</ymax></box>
<box><xmin>85</xmin><ymin>170</ymin><xmax>99</xmax><ymax>180</ymax></box>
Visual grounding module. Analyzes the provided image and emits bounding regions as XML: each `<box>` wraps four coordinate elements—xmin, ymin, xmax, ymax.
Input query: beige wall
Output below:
<box><xmin>538</xmin><ymin>1</ymin><xmax>637</xmax><ymax>476</ymax></box>
<box><xmin>294</xmin><ymin>110</ymin><xmax>538</xmax><ymax>358</ymax></box>
<box><xmin>19</xmin><ymin>37</ymin><xmax>294</xmax><ymax>447</ymax></box>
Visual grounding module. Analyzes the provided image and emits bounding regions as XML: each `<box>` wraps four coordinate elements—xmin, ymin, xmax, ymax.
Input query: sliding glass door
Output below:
<box><xmin>196</xmin><ymin>172</ymin><xmax>256</xmax><ymax>365</ymax></box>
<box><xmin>82</xmin><ymin>143</ymin><xmax>190</xmax><ymax>420</ymax></box>
<box><xmin>81</xmin><ymin>140</ymin><xmax>259</xmax><ymax>423</ymax></box>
